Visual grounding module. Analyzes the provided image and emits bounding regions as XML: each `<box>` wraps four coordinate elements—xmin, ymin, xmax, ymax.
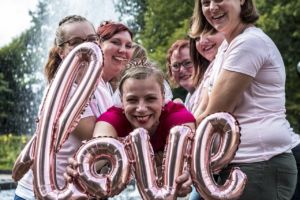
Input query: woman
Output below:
<box><xmin>55</xmin><ymin>19</ymin><xmax>134</xmax><ymax>186</ymax></box>
<box><xmin>66</xmin><ymin>64</ymin><xmax>195</xmax><ymax>198</ymax></box>
<box><xmin>189</xmin><ymin>29</ymin><xmax>225</xmax><ymax>116</ymax></box>
<box><xmin>167</xmin><ymin>39</ymin><xmax>195</xmax><ymax>108</ymax></box>
<box><xmin>190</xmin><ymin>0</ymin><xmax>300</xmax><ymax>199</ymax></box>
<box><xmin>110</xmin><ymin>43</ymin><xmax>148</xmax><ymax>92</ymax></box>
<box><xmin>188</xmin><ymin>29</ymin><xmax>225</xmax><ymax>200</ymax></box>
<box><xmin>14</xmin><ymin>16</ymin><xmax>134</xmax><ymax>200</ymax></box>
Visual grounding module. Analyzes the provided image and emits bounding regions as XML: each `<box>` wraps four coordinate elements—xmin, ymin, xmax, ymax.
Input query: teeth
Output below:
<box><xmin>114</xmin><ymin>56</ymin><xmax>127</xmax><ymax>61</ymax></box>
<box><xmin>204</xmin><ymin>45</ymin><xmax>213</xmax><ymax>51</ymax></box>
<box><xmin>213</xmin><ymin>13</ymin><xmax>224</xmax><ymax>19</ymax></box>
<box><xmin>136</xmin><ymin>116</ymin><xmax>149</xmax><ymax>121</ymax></box>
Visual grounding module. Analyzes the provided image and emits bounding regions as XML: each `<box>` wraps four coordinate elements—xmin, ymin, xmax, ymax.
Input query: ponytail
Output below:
<box><xmin>44</xmin><ymin>46</ymin><xmax>62</xmax><ymax>83</ymax></box>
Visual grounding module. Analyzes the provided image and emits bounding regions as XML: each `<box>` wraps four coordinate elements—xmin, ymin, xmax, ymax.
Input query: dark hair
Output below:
<box><xmin>240</xmin><ymin>0</ymin><xmax>260</xmax><ymax>24</ymax></box>
<box><xmin>44</xmin><ymin>15</ymin><xmax>91</xmax><ymax>83</ymax></box>
<box><xmin>189</xmin><ymin>37</ymin><xmax>210</xmax><ymax>86</ymax></box>
<box><xmin>97</xmin><ymin>21</ymin><xmax>133</xmax><ymax>42</ymax></box>
<box><xmin>190</xmin><ymin>0</ymin><xmax>259</xmax><ymax>38</ymax></box>
<box><xmin>190</xmin><ymin>26</ymin><xmax>220</xmax><ymax>86</ymax></box>
<box><xmin>166</xmin><ymin>39</ymin><xmax>190</xmax><ymax>79</ymax></box>
<box><xmin>118</xmin><ymin>62</ymin><xmax>165</xmax><ymax>96</ymax></box>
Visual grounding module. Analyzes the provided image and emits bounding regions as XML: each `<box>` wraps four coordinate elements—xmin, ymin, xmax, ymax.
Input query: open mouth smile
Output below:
<box><xmin>113</xmin><ymin>56</ymin><xmax>128</xmax><ymax>62</ymax></box>
<box><xmin>135</xmin><ymin>115</ymin><xmax>151</xmax><ymax>123</ymax></box>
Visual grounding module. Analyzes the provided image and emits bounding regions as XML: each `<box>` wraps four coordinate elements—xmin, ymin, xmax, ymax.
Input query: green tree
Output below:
<box><xmin>0</xmin><ymin>73</ymin><xmax>13</xmax><ymax>121</ymax></box>
<box><xmin>116</xmin><ymin>0</ymin><xmax>148</xmax><ymax>35</ymax></box>
<box><xmin>140</xmin><ymin>0</ymin><xmax>194</xmax><ymax>68</ymax></box>
<box><xmin>0</xmin><ymin>2</ymin><xmax>48</xmax><ymax>135</ymax></box>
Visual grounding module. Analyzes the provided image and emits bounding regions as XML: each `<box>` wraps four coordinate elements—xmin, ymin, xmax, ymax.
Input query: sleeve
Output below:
<box><xmin>97</xmin><ymin>107</ymin><xmax>131</xmax><ymax>137</ymax></box>
<box><xmin>165</xmin><ymin>102</ymin><xmax>195</xmax><ymax>127</ymax></box>
<box><xmin>81</xmin><ymin>98</ymin><xmax>100</xmax><ymax>118</ymax></box>
<box><xmin>223</xmin><ymin>32</ymin><xmax>268</xmax><ymax>78</ymax></box>
<box><xmin>65</xmin><ymin>83</ymin><xmax>100</xmax><ymax>119</ymax></box>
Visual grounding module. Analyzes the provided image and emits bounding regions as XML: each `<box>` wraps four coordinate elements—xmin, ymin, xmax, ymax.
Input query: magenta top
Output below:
<box><xmin>97</xmin><ymin>101</ymin><xmax>195</xmax><ymax>152</ymax></box>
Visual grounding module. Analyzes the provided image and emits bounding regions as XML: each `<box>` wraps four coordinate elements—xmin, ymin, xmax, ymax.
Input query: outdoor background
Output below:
<box><xmin>0</xmin><ymin>0</ymin><xmax>299</xmax><ymax>171</ymax></box>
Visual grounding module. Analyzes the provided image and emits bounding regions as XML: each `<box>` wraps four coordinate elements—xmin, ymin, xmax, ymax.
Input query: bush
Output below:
<box><xmin>0</xmin><ymin>134</ymin><xmax>30</xmax><ymax>171</ymax></box>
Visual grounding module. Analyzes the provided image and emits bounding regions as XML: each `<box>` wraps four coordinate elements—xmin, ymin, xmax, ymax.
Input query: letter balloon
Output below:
<box><xmin>190</xmin><ymin>112</ymin><xmax>247</xmax><ymax>200</ymax></box>
<box><xmin>32</xmin><ymin>42</ymin><xmax>104</xmax><ymax>199</ymax></box>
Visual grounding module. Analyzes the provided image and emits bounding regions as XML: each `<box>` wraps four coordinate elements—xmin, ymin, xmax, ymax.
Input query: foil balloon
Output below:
<box><xmin>66</xmin><ymin>114</ymin><xmax>246</xmax><ymax>199</ymax></box>
<box><xmin>127</xmin><ymin>126</ymin><xmax>192</xmax><ymax>200</ymax></box>
<box><xmin>73</xmin><ymin>136</ymin><xmax>131</xmax><ymax>199</ymax></box>
<box><xmin>12</xmin><ymin>135</ymin><xmax>36</xmax><ymax>181</ymax></box>
<box><xmin>32</xmin><ymin>42</ymin><xmax>103</xmax><ymax>200</ymax></box>
<box><xmin>190</xmin><ymin>112</ymin><xmax>247</xmax><ymax>200</ymax></box>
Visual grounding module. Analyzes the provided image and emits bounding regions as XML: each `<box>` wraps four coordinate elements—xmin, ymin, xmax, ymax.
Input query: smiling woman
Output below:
<box><xmin>13</xmin><ymin>16</ymin><xmax>135</xmax><ymax>200</ymax></box>
<box><xmin>91</xmin><ymin>63</ymin><xmax>196</xmax><ymax>198</ymax></box>
<box><xmin>190</xmin><ymin>0</ymin><xmax>300</xmax><ymax>199</ymax></box>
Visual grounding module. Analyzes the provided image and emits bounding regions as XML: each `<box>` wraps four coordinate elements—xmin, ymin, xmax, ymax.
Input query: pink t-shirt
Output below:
<box><xmin>97</xmin><ymin>101</ymin><xmax>195</xmax><ymax>152</ymax></box>
<box><xmin>209</xmin><ymin>27</ymin><xmax>300</xmax><ymax>163</ymax></box>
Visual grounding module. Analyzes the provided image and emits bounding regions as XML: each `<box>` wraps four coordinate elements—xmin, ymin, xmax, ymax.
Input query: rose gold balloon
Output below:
<box><xmin>32</xmin><ymin>42</ymin><xmax>103</xmax><ymax>199</ymax></box>
<box><xmin>73</xmin><ymin>136</ymin><xmax>131</xmax><ymax>199</ymax></box>
<box><xmin>190</xmin><ymin>112</ymin><xmax>247</xmax><ymax>200</ymax></box>
<box><xmin>127</xmin><ymin>126</ymin><xmax>192</xmax><ymax>200</ymax></box>
<box><xmin>12</xmin><ymin>135</ymin><xmax>36</xmax><ymax>181</ymax></box>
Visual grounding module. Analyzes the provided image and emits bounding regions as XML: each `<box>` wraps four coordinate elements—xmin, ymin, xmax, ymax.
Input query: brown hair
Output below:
<box><xmin>44</xmin><ymin>15</ymin><xmax>91</xmax><ymax>83</ymax></box>
<box><xmin>190</xmin><ymin>0</ymin><xmax>259</xmax><ymax>38</ymax></box>
<box><xmin>166</xmin><ymin>39</ymin><xmax>190</xmax><ymax>79</ymax></box>
<box><xmin>97</xmin><ymin>21</ymin><xmax>133</xmax><ymax>42</ymax></box>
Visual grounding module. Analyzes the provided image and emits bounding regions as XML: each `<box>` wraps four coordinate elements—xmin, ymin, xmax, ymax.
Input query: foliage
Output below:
<box><xmin>115</xmin><ymin>0</ymin><xmax>148</xmax><ymax>35</ymax></box>
<box><xmin>0</xmin><ymin>32</ymin><xmax>39</xmax><ymax>134</ymax></box>
<box><xmin>0</xmin><ymin>134</ymin><xmax>29</xmax><ymax>170</ymax></box>
<box><xmin>0</xmin><ymin>73</ymin><xmax>13</xmax><ymax>120</ymax></box>
<box><xmin>140</xmin><ymin>0</ymin><xmax>194</xmax><ymax>69</ymax></box>
<box><xmin>0</xmin><ymin>2</ymin><xmax>48</xmax><ymax>135</ymax></box>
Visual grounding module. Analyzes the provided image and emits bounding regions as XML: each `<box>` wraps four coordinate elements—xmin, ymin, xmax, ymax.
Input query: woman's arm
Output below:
<box><xmin>72</xmin><ymin>116</ymin><xmax>96</xmax><ymax>141</ymax></box>
<box><xmin>196</xmin><ymin>69</ymin><xmax>253</xmax><ymax>125</ymax></box>
<box><xmin>93</xmin><ymin>121</ymin><xmax>118</xmax><ymax>137</ymax></box>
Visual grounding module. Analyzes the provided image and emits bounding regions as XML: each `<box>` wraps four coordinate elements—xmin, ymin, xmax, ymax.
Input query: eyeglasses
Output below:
<box><xmin>171</xmin><ymin>60</ymin><xmax>193</xmax><ymax>72</ymax></box>
<box><xmin>59</xmin><ymin>35</ymin><xmax>99</xmax><ymax>47</ymax></box>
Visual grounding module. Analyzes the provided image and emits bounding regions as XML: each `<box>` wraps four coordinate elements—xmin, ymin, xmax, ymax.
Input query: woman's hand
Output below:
<box><xmin>176</xmin><ymin>170</ymin><xmax>193</xmax><ymax>197</ymax></box>
<box><xmin>64</xmin><ymin>157</ymin><xmax>79</xmax><ymax>183</ymax></box>
<box><xmin>64</xmin><ymin>157</ymin><xmax>111</xmax><ymax>183</ymax></box>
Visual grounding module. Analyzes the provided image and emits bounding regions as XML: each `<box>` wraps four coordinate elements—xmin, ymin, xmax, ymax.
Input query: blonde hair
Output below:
<box><xmin>118</xmin><ymin>62</ymin><xmax>165</xmax><ymax>96</ymax></box>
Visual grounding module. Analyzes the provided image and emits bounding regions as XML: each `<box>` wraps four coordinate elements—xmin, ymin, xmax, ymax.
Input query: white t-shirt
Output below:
<box><xmin>15</xmin><ymin>78</ymin><xmax>113</xmax><ymax>198</ymax></box>
<box><xmin>208</xmin><ymin>27</ymin><xmax>300</xmax><ymax>163</ymax></box>
<box><xmin>186</xmin><ymin>62</ymin><xmax>214</xmax><ymax>113</ymax></box>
